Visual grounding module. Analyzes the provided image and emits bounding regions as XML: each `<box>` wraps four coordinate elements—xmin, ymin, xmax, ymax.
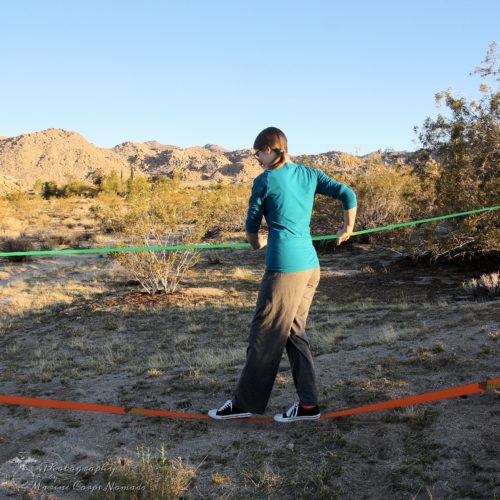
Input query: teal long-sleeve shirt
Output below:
<box><xmin>245</xmin><ymin>162</ymin><xmax>357</xmax><ymax>272</ymax></box>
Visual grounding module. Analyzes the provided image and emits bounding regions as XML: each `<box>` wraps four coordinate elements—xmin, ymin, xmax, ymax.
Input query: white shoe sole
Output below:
<box><xmin>273</xmin><ymin>414</ymin><xmax>321</xmax><ymax>422</ymax></box>
<box><xmin>208</xmin><ymin>409</ymin><xmax>252</xmax><ymax>420</ymax></box>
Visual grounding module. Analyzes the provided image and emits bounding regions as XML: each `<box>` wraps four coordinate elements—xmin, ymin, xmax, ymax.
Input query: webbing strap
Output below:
<box><xmin>0</xmin><ymin>205</ymin><xmax>498</xmax><ymax>257</ymax></box>
<box><xmin>0</xmin><ymin>378</ymin><xmax>497</xmax><ymax>422</ymax></box>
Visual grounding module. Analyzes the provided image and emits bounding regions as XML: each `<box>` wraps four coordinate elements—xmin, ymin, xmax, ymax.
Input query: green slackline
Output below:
<box><xmin>0</xmin><ymin>205</ymin><xmax>498</xmax><ymax>258</ymax></box>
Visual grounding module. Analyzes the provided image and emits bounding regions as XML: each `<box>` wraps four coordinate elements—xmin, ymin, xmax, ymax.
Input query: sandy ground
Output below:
<box><xmin>0</xmin><ymin>241</ymin><xmax>498</xmax><ymax>499</ymax></box>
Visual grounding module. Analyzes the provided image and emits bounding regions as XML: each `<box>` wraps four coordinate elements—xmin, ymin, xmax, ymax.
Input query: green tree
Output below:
<box><xmin>42</xmin><ymin>181</ymin><xmax>60</xmax><ymax>199</ymax></box>
<box><xmin>62</xmin><ymin>180</ymin><xmax>96</xmax><ymax>197</ymax></box>
<box><xmin>101</xmin><ymin>169</ymin><xmax>122</xmax><ymax>194</ymax></box>
<box><xmin>126</xmin><ymin>175</ymin><xmax>151</xmax><ymax>200</ymax></box>
<box><xmin>414</xmin><ymin>42</ymin><xmax>499</xmax><ymax>259</ymax></box>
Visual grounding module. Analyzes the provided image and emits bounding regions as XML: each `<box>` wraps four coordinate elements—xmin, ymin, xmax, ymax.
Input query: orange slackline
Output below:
<box><xmin>0</xmin><ymin>378</ymin><xmax>498</xmax><ymax>423</ymax></box>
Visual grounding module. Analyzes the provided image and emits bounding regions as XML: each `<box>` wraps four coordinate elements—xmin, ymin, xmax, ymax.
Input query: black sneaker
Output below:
<box><xmin>208</xmin><ymin>400</ymin><xmax>252</xmax><ymax>420</ymax></box>
<box><xmin>273</xmin><ymin>402</ymin><xmax>320</xmax><ymax>422</ymax></box>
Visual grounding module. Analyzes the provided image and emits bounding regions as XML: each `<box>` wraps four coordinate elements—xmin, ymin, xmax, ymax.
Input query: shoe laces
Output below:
<box><xmin>286</xmin><ymin>402</ymin><xmax>300</xmax><ymax>417</ymax></box>
<box><xmin>218</xmin><ymin>400</ymin><xmax>233</xmax><ymax>411</ymax></box>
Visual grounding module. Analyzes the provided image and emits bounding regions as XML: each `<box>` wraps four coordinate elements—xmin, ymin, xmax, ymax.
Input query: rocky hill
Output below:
<box><xmin>0</xmin><ymin>128</ymin><xmax>415</xmax><ymax>194</ymax></box>
<box><xmin>0</xmin><ymin>129</ymin><xmax>127</xmax><ymax>191</ymax></box>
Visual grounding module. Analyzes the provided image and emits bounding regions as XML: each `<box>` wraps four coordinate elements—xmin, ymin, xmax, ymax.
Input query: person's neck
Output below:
<box><xmin>267</xmin><ymin>154</ymin><xmax>291</xmax><ymax>170</ymax></box>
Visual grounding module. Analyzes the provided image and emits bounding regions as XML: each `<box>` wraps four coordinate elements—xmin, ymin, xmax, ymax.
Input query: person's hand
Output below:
<box><xmin>336</xmin><ymin>226</ymin><xmax>353</xmax><ymax>246</ymax></box>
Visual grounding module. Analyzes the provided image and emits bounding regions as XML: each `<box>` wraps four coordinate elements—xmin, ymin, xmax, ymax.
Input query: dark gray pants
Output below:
<box><xmin>234</xmin><ymin>267</ymin><xmax>320</xmax><ymax>414</ymax></box>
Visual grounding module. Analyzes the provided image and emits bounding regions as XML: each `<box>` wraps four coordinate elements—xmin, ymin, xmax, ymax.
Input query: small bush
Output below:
<box><xmin>89</xmin><ymin>182</ymin><xmax>204</xmax><ymax>298</ymax></box>
<box><xmin>311</xmin><ymin>160</ymin><xmax>426</xmax><ymax>253</ymax></box>
<box><xmin>61</xmin><ymin>180</ymin><xmax>97</xmax><ymax>197</ymax></box>
<box><xmin>1</xmin><ymin>235</ymin><xmax>34</xmax><ymax>262</ymax></box>
<box><xmin>101</xmin><ymin>170</ymin><xmax>125</xmax><ymax>195</ymax></box>
<box><xmin>350</xmin><ymin>163</ymin><xmax>424</xmax><ymax>237</ymax></box>
<box><xmin>89</xmin><ymin>194</ymin><xmax>128</xmax><ymax>233</ymax></box>
<box><xmin>196</xmin><ymin>183</ymin><xmax>251</xmax><ymax>236</ymax></box>
<box><xmin>414</xmin><ymin>42</ymin><xmax>499</xmax><ymax>259</ymax></box>
<box><xmin>116</xmin><ymin>222</ymin><xmax>200</xmax><ymax>295</ymax></box>
<box><xmin>463</xmin><ymin>271</ymin><xmax>500</xmax><ymax>297</ymax></box>
<box><xmin>65</xmin><ymin>231</ymin><xmax>96</xmax><ymax>249</ymax></box>
<box><xmin>42</xmin><ymin>181</ymin><xmax>62</xmax><ymax>199</ymax></box>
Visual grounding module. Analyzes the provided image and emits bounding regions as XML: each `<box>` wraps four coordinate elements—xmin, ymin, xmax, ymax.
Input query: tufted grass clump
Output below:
<box><xmin>91</xmin><ymin>446</ymin><xmax>196</xmax><ymax>499</ymax></box>
<box><xmin>463</xmin><ymin>271</ymin><xmax>500</xmax><ymax>297</ymax></box>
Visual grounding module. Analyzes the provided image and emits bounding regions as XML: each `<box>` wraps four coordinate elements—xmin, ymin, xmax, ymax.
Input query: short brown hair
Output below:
<box><xmin>253</xmin><ymin>127</ymin><xmax>288</xmax><ymax>169</ymax></box>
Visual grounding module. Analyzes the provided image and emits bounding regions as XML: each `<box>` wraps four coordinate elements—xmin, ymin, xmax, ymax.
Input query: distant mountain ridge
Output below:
<box><xmin>0</xmin><ymin>128</ymin><xmax>414</xmax><ymax>194</ymax></box>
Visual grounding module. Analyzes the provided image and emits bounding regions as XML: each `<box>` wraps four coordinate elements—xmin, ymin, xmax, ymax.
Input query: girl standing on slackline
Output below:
<box><xmin>208</xmin><ymin>127</ymin><xmax>357</xmax><ymax>422</ymax></box>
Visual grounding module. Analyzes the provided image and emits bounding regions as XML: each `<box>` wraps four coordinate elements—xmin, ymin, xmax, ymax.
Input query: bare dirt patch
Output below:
<box><xmin>0</xmin><ymin>242</ymin><xmax>498</xmax><ymax>498</ymax></box>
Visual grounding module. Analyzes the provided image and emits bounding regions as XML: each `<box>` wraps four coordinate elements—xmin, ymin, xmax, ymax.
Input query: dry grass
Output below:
<box><xmin>0</xmin><ymin>196</ymin><xmax>498</xmax><ymax>499</ymax></box>
<box><xmin>89</xmin><ymin>446</ymin><xmax>196</xmax><ymax>499</ymax></box>
<box><xmin>243</xmin><ymin>462</ymin><xmax>284</xmax><ymax>494</ymax></box>
<box><xmin>232</xmin><ymin>267</ymin><xmax>255</xmax><ymax>280</ymax></box>
<box><xmin>0</xmin><ymin>197</ymin><xmax>99</xmax><ymax>243</ymax></box>
<box><xmin>463</xmin><ymin>271</ymin><xmax>500</xmax><ymax>296</ymax></box>
<box><xmin>488</xmin><ymin>330</ymin><xmax>500</xmax><ymax>341</ymax></box>
<box><xmin>0</xmin><ymin>279</ymin><xmax>107</xmax><ymax>316</ymax></box>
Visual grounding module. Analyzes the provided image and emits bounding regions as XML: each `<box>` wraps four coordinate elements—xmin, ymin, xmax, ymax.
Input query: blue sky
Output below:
<box><xmin>1</xmin><ymin>0</ymin><xmax>498</xmax><ymax>155</ymax></box>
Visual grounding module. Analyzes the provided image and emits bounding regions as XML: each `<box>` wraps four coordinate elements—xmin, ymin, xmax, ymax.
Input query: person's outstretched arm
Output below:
<box><xmin>336</xmin><ymin>206</ymin><xmax>357</xmax><ymax>245</ymax></box>
<box><xmin>315</xmin><ymin>170</ymin><xmax>357</xmax><ymax>245</ymax></box>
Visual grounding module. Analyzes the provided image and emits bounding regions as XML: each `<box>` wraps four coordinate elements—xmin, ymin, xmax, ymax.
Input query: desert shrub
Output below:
<box><xmin>1</xmin><ymin>234</ymin><xmax>34</xmax><ymax>262</ymax></box>
<box><xmin>348</xmin><ymin>163</ymin><xmax>422</xmax><ymax>228</ymax></box>
<box><xmin>413</xmin><ymin>42</ymin><xmax>499</xmax><ymax>259</ymax></box>
<box><xmin>311</xmin><ymin>160</ymin><xmax>428</xmax><ymax>252</ymax></box>
<box><xmin>81</xmin><ymin>168</ymin><xmax>127</xmax><ymax>195</ymax></box>
<box><xmin>116</xmin><ymin>216</ymin><xmax>200</xmax><ymax>295</ymax></box>
<box><xmin>147</xmin><ymin>182</ymin><xmax>197</xmax><ymax>227</ymax></box>
<box><xmin>37</xmin><ymin>235</ymin><xmax>57</xmax><ymax>250</ymax></box>
<box><xmin>35</xmin><ymin>231</ymin><xmax>93</xmax><ymax>250</ymax></box>
<box><xmin>463</xmin><ymin>271</ymin><xmax>500</xmax><ymax>297</ymax></box>
<box><xmin>90</xmin><ymin>179</ymin><xmax>254</xmax><ymax>294</ymax></box>
<box><xmin>90</xmin><ymin>175</ymin><xmax>251</xmax><ymax>239</ymax></box>
<box><xmin>67</xmin><ymin>231</ymin><xmax>96</xmax><ymax>249</ymax></box>
<box><xmin>196</xmin><ymin>183</ymin><xmax>251</xmax><ymax>237</ymax></box>
<box><xmin>89</xmin><ymin>193</ymin><xmax>129</xmax><ymax>233</ymax></box>
<box><xmin>41</xmin><ymin>181</ymin><xmax>62</xmax><ymax>199</ymax></box>
<box><xmin>106</xmin><ymin>180</ymin><xmax>204</xmax><ymax>294</ymax></box>
<box><xmin>89</xmin><ymin>178</ymin><xmax>191</xmax><ymax>234</ymax></box>
<box><xmin>61</xmin><ymin>180</ymin><xmax>97</xmax><ymax>197</ymax></box>
<box><xmin>43</xmin><ymin>232</ymin><xmax>76</xmax><ymax>247</ymax></box>
<box><xmin>126</xmin><ymin>175</ymin><xmax>151</xmax><ymax>199</ymax></box>
<box><xmin>101</xmin><ymin>169</ymin><xmax>125</xmax><ymax>195</ymax></box>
